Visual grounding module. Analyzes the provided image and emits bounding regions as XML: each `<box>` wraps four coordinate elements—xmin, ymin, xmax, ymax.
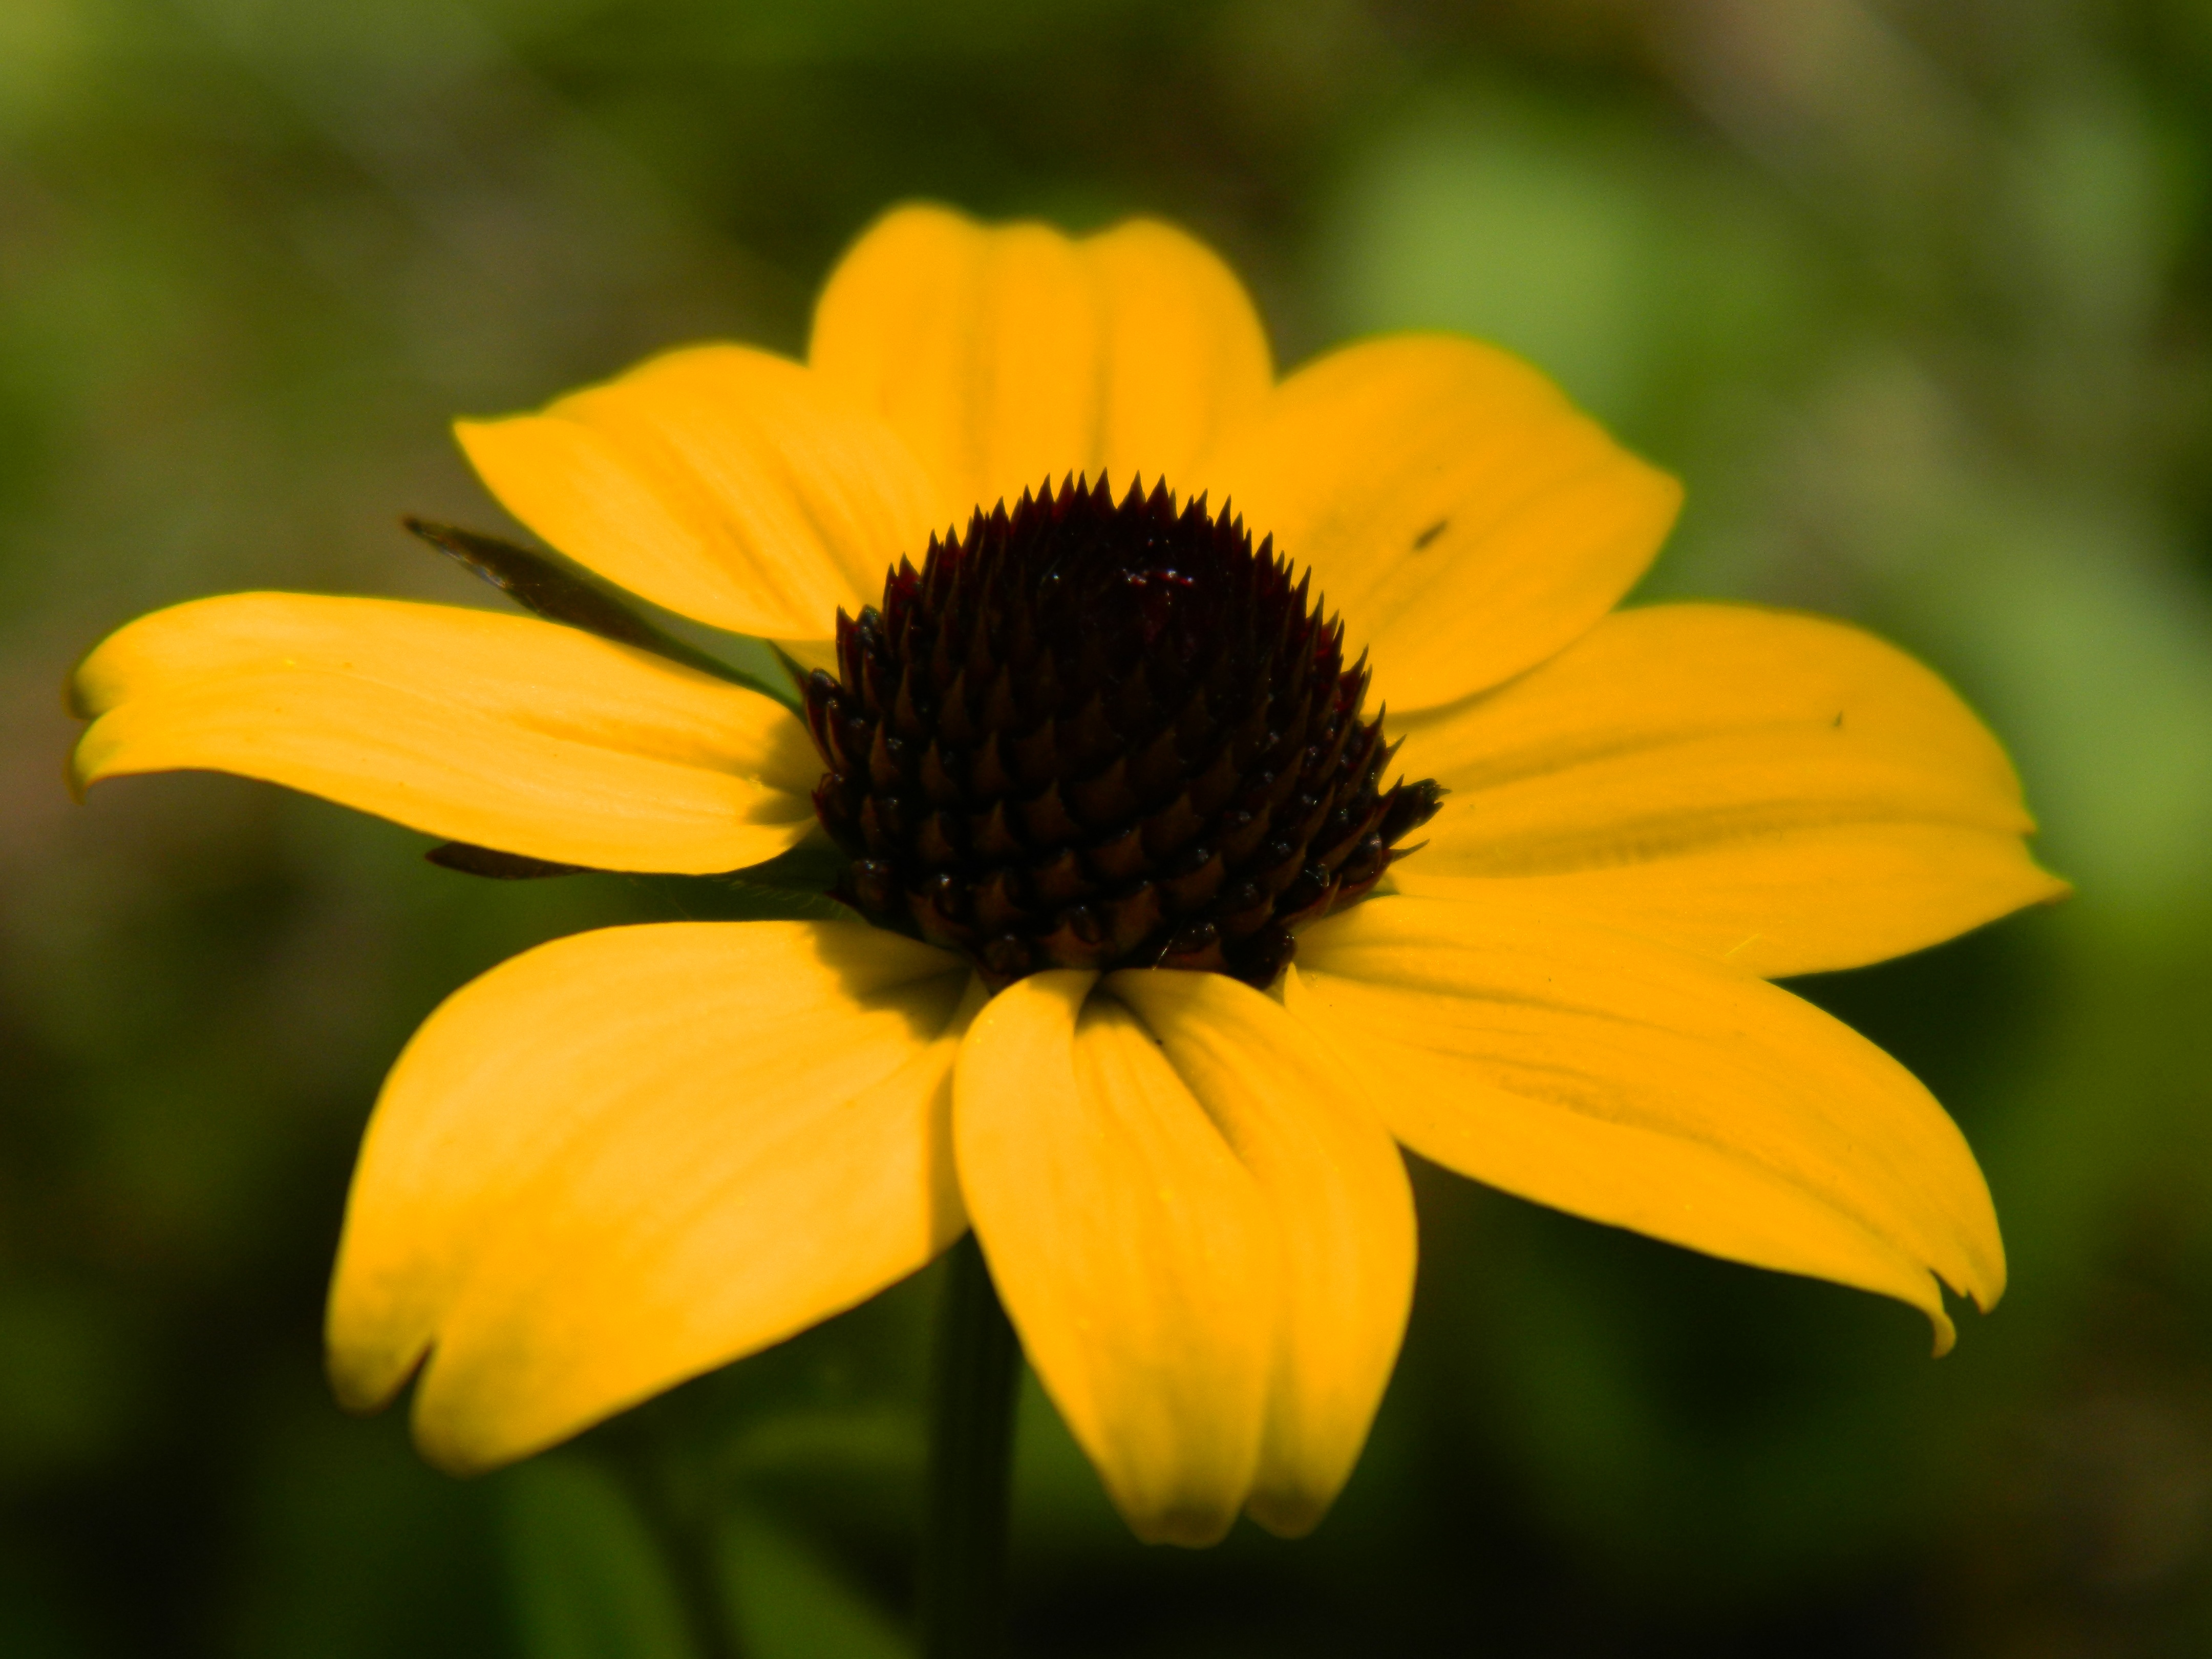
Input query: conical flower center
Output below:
<box><xmin>803</xmin><ymin>476</ymin><xmax>1443</xmax><ymax>988</ymax></box>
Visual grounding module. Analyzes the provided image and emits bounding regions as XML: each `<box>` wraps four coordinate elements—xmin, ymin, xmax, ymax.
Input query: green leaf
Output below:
<box><xmin>500</xmin><ymin>1457</ymin><xmax>701</xmax><ymax>1659</ymax></box>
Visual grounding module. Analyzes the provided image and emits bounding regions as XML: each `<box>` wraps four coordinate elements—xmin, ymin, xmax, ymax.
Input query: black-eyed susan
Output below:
<box><xmin>69</xmin><ymin>205</ymin><xmax>2063</xmax><ymax>1553</ymax></box>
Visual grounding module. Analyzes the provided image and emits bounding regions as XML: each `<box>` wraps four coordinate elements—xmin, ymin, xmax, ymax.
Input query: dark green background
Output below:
<box><xmin>5</xmin><ymin>1</ymin><xmax>2210</xmax><ymax>1653</ymax></box>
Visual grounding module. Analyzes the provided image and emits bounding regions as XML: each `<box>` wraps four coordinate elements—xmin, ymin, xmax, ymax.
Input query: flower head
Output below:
<box><xmin>69</xmin><ymin>204</ymin><xmax>2064</xmax><ymax>1546</ymax></box>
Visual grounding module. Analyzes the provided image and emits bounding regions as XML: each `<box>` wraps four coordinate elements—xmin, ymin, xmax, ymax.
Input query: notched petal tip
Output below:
<box><xmin>1125</xmin><ymin>1499</ymin><xmax>1241</xmax><ymax>1550</ymax></box>
<box><xmin>324</xmin><ymin>1333</ymin><xmax>426</xmax><ymax>1419</ymax></box>
<box><xmin>63</xmin><ymin>660</ymin><xmax>102</xmax><ymax>723</ymax></box>
<box><xmin>1244</xmin><ymin>1488</ymin><xmax>1331</xmax><ymax>1541</ymax></box>
<box><xmin>409</xmin><ymin>1393</ymin><xmax>512</xmax><ymax>1480</ymax></box>
<box><xmin>66</xmin><ymin>716</ymin><xmax>146</xmax><ymax>802</ymax></box>
<box><xmin>1952</xmin><ymin>1244</ymin><xmax>2007</xmax><ymax>1317</ymax></box>
<box><xmin>1293</xmin><ymin>896</ymin><xmax>2005</xmax><ymax>1352</ymax></box>
<box><xmin>329</xmin><ymin>922</ymin><xmax>970</xmax><ymax>1482</ymax></box>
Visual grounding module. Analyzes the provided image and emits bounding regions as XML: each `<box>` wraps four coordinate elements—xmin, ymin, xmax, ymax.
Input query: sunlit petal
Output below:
<box><xmin>72</xmin><ymin>593</ymin><xmax>819</xmax><ymax>874</ymax></box>
<box><xmin>1108</xmin><ymin>970</ymin><xmax>1414</xmax><ymax>1538</ymax></box>
<box><xmin>1395</xmin><ymin>603</ymin><xmax>2068</xmax><ymax>975</ymax></box>
<box><xmin>810</xmin><ymin>204</ymin><xmax>1273</xmax><ymax>520</ymax></box>
<box><xmin>458</xmin><ymin>344</ymin><xmax>945</xmax><ymax>641</ymax></box>
<box><xmin>952</xmin><ymin>971</ymin><xmax>1276</xmax><ymax>1545</ymax></box>
<box><xmin>1286</xmin><ymin>894</ymin><xmax>2004</xmax><ymax>1349</ymax></box>
<box><xmin>327</xmin><ymin>921</ymin><xmax>972</xmax><ymax>1473</ymax></box>
<box><xmin>1199</xmin><ymin>334</ymin><xmax>1681</xmax><ymax>715</ymax></box>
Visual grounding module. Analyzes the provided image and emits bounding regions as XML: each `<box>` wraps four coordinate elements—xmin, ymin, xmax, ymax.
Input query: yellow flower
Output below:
<box><xmin>69</xmin><ymin>205</ymin><xmax>2063</xmax><ymax>1547</ymax></box>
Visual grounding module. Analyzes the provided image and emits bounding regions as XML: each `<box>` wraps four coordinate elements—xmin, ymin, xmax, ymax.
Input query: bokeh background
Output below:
<box><xmin>4</xmin><ymin>0</ymin><xmax>2210</xmax><ymax>1653</ymax></box>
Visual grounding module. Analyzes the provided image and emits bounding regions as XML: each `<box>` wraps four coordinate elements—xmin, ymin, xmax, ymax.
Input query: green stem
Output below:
<box><xmin>921</xmin><ymin>1233</ymin><xmax>1023</xmax><ymax>1659</ymax></box>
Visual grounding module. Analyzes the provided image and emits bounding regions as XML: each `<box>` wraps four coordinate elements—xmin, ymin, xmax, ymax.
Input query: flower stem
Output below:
<box><xmin>921</xmin><ymin>1232</ymin><xmax>1022</xmax><ymax>1659</ymax></box>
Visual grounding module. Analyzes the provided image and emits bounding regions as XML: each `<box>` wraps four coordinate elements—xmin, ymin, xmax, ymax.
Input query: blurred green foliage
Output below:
<box><xmin>4</xmin><ymin>0</ymin><xmax>2211</xmax><ymax>1653</ymax></box>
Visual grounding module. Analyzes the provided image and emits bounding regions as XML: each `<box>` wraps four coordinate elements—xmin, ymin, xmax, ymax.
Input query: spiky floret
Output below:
<box><xmin>803</xmin><ymin>475</ymin><xmax>1445</xmax><ymax>988</ymax></box>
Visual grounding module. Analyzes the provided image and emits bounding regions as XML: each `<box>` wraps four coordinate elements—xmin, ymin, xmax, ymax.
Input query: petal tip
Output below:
<box><xmin>1120</xmin><ymin>1499</ymin><xmax>1240</xmax><ymax>1550</ymax></box>
<box><xmin>1927</xmin><ymin>1304</ymin><xmax>1959</xmax><ymax>1358</ymax></box>
<box><xmin>411</xmin><ymin>1417</ymin><xmax>501</xmax><ymax>1480</ymax></box>
<box><xmin>65</xmin><ymin>721</ymin><xmax>135</xmax><ymax>800</ymax></box>
<box><xmin>62</xmin><ymin>739</ymin><xmax>94</xmax><ymax>803</ymax></box>
<box><xmin>1965</xmin><ymin>1259</ymin><xmax>2007</xmax><ymax>1315</ymax></box>
<box><xmin>325</xmin><ymin>1341</ymin><xmax>420</xmax><ymax>1419</ymax></box>
<box><xmin>409</xmin><ymin>1377</ymin><xmax>535</xmax><ymax>1480</ymax></box>
<box><xmin>1244</xmin><ymin>1491</ymin><xmax>1330</xmax><ymax>1540</ymax></box>
<box><xmin>63</xmin><ymin>664</ymin><xmax>100</xmax><ymax>722</ymax></box>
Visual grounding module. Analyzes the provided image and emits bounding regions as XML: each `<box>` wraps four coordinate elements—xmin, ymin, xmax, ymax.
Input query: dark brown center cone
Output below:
<box><xmin>803</xmin><ymin>475</ymin><xmax>1444</xmax><ymax>988</ymax></box>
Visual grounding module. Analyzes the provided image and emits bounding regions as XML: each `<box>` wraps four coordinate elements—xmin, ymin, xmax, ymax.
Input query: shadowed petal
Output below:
<box><xmin>810</xmin><ymin>204</ymin><xmax>1273</xmax><ymax>521</ymax></box>
<box><xmin>1108</xmin><ymin>970</ymin><xmax>1414</xmax><ymax>1538</ymax></box>
<box><xmin>326</xmin><ymin>921</ymin><xmax>973</xmax><ymax>1473</ymax></box>
<box><xmin>1394</xmin><ymin>604</ymin><xmax>2068</xmax><ymax>976</ymax></box>
<box><xmin>71</xmin><ymin>593</ymin><xmax>819</xmax><ymax>874</ymax></box>
<box><xmin>458</xmin><ymin>344</ymin><xmax>945</xmax><ymax>642</ymax></box>
<box><xmin>1285</xmin><ymin>895</ymin><xmax>2004</xmax><ymax>1349</ymax></box>
<box><xmin>1199</xmin><ymin>334</ymin><xmax>1681</xmax><ymax>715</ymax></box>
<box><xmin>952</xmin><ymin>971</ymin><xmax>1275</xmax><ymax>1546</ymax></box>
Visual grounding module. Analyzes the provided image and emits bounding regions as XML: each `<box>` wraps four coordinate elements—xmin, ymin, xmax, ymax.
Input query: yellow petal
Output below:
<box><xmin>457</xmin><ymin>344</ymin><xmax>945</xmax><ymax>641</ymax></box>
<box><xmin>952</xmin><ymin>971</ymin><xmax>1277</xmax><ymax>1545</ymax></box>
<box><xmin>1286</xmin><ymin>894</ymin><xmax>2004</xmax><ymax>1349</ymax></box>
<box><xmin>1107</xmin><ymin>970</ymin><xmax>1414</xmax><ymax>1538</ymax></box>
<box><xmin>1393</xmin><ymin>604</ymin><xmax>2068</xmax><ymax>976</ymax></box>
<box><xmin>326</xmin><ymin>921</ymin><xmax>973</xmax><ymax>1472</ymax></box>
<box><xmin>1198</xmin><ymin>334</ymin><xmax>1682</xmax><ymax>715</ymax></box>
<box><xmin>810</xmin><ymin>204</ymin><xmax>1273</xmax><ymax>520</ymax></box>
<box><xmin>71</xmin><ymin>593</ymin><xmax>820</xmax><ymax>875</ymax></box>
